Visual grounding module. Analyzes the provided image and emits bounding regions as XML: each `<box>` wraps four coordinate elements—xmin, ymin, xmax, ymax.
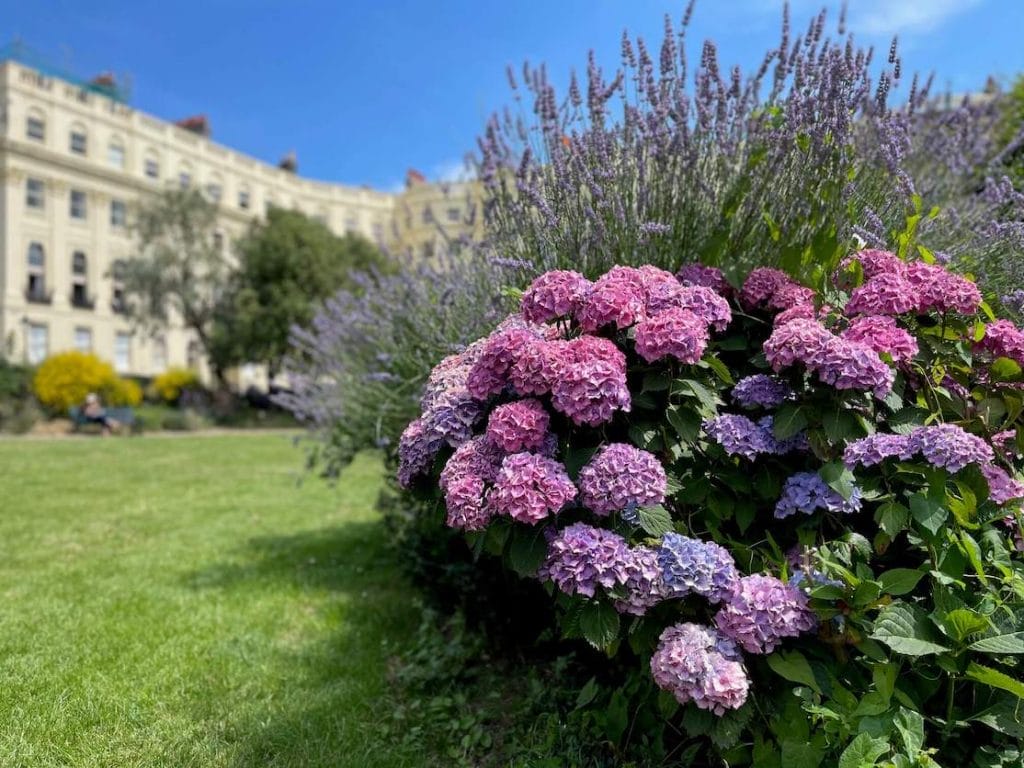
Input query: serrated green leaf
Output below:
<box><xmin>966</xmin><ymin>662</ymin><xmax>1024</xmax><ymax>700</ymax></box>
<box><xmin>876</xmin><ymin>501</ymin><xmax>910</xmax><ymax>537</ymax></box>
<box><xmin>871</xmin><ymin>601</ymin><xmax>950</xmax><ymax>656</ymax></box>
<box><xmin>701</xmin><ymin>354</ymin><xmax>734</xmax><ymax>384</ymax></box>
<box><xmin>636</xmin><ymin>504</ymin><xmax>674</xmax><ymax>537</ymax></box>
<box><xmin>820</xmin><ymin>460</ymin><xmax>857</xmax><ymax>501</ymax></box>
<box><xmin>766</xmin><ymin>650</ymin><xmax>821</xmax><ymax>694</ymax></box>
<box><xmin>666</xmin><ymin>405</ymin><xmax>701</xmax><ymax>442</ymax></box>
<box><xmin>774</xmin><ymin>403</ymin><xmax>808</xmax><ymax>441</ymax></box>
<box><xmin>838</xmin><ymin>732</ymin><xmax>889</xmax><ymax>768</ymax></box>
<box><xmin>910</xmin><ymin>493</ymin><xmax>947</xmax><ymax>537</ymax></box>
<box><xmin>575</xmin><ymin>676</ymin><xmax>599</xmax><ymax>709</ymax></box>
<box><xmin>893</xmin><ymin>707</ymin><xmax>925</xmax><ymax>754</ymax></box>
<box><xmin>970</xmin><ymin>632</ymin><xmax>1024</xmax><ymax>654</ymax></box>
<box><xmin>971</xmin><ymin>696</ymin><xmax>1024</xmax><ymax>738</ymax></box>
<box><xmin>781</xmin><ymin>740</ymin><xmax>824</xmax><ymax>768</ymax></box>
<box><xmin>823</xmin><ymin>408</ymin><xmax>860</xmax><ymax>443</ymax></box>
<box><xmin>508</xmin><ymin>527</ymin><xmax>548</xmax><ymax>576</ymax></box>
<box><xmin>877</xmin><ymin>568</ymin><xmax>926</xmax><ymax>596</ymax></box>
<box><xmin>991</xmin><ymin>357</ymin><xmax>1023</xmax><ymax>383</ymax></box>
<box><xmin>940</xmin><ymin>608</ymin><xmax>989</xmax><ymax>643</ymax></box>
<box><xmin>579</xmin><ymin>601</ymin><xmax>620</xmax><ymax>650</ymax></box>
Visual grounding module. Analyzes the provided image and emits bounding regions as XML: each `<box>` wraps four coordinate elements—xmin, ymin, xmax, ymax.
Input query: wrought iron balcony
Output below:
<box><xmin>24</xmin><ymin>286</ymin><xmax>53</xmax><ymax>305</ymax></box>
<box><xmin>70</xmin><ymin>291</ymin><xmax>96</xmax><ymax>310</ymax></box>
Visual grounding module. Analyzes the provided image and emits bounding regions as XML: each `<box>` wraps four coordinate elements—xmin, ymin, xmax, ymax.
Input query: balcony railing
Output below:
<box><xmin>25</xmin><ymin>286</ymin><xmax>53</xmax><ymax>305</ymax></box>
<box><xmin>70</xmin><ymin>292</ymin><xmax>96</xmax><ymax>310</ymax></box>
<box><xmin>111</xmin><ymin>297</ymin><xmax>128</xmax><ymax>315</ymax></box>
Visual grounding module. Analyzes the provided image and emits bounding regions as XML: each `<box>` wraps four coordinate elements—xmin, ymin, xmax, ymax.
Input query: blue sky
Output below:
<box><xmin>5</xmin><ymin>1</ymin><xmax>1023</xmax><ymax>191</ymax></box>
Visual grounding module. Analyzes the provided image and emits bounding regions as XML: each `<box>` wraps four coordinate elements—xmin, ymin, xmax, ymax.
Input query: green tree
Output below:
<box><xmin>213</xmin><ymin>208</ymin><xmax>390</xmax><ymax>377</ymax></box>
<box><xmin>118</xmin><ymin>187</ymin><xmax>233</xmax><ymax>387</ymax></box>
<box><xmin>998</xmin><ymin>74</ymin><xmax>1024</xmax><ymax>183</ymax></box>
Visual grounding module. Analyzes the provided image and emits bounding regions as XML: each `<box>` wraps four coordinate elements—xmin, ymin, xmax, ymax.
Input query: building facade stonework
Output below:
<box><xmin>0</xmin><ymin>58</ymin><xmax>479</xmax><ymax>383</ymax></box>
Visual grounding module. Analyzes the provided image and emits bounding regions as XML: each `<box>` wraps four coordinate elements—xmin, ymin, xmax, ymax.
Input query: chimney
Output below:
<box><xmin>175</xmin><ymin>115</ymin><xmax>211</xmax><ymax>137</ymax></box>
<box><xmin>406</xmin><ymin>168</ymin><xmax>427</xmax><ymax>188</ymax></box>
<box><xmin>278</xmin><ymin>151</ymin><xmax>298</xmax><ymax>173</ymax></box>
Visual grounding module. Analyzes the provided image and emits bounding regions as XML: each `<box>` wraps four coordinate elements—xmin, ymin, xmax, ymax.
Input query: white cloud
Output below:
<box><xmin>846</xmin><ymin>0</ymin><xmax>984</xmax><ymax>36</ymax></box>
<box><xmin>432</xmin><ymin>158</ymin><xmax>475</xmax><ymax>183</ymax></box>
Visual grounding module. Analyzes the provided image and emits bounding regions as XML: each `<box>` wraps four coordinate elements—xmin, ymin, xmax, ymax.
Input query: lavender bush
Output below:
<box><xmin>400</xmin><ymin>253</ymin><xmax>1024</xmax><ymax>764</ymax></box>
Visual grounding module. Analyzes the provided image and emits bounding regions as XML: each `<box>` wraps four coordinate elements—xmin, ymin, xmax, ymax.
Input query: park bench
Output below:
<box><xmin>68</xmin><ymin>406</ymin><xmax>139</xmax><ymax>434</ymax></box>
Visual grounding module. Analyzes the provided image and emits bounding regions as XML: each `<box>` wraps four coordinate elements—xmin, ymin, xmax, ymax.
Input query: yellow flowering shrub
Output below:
<box><xmin>150</xmin><ymin>367</ymin><xmax>201</xmax><ymax>404</ymax></box>
<box><xmin>33</xmin><ymin>351</ymin><xmax>141</xmax><ymax>412</ymax></box>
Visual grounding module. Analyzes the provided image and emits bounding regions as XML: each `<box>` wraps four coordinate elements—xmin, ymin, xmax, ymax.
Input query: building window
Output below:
<box><xmin>26</xmin><ymin>178</ymin><xmax>45</xmax><ymax>210</ymax></box>
<box><xmin>179</xmin><ymin>172</ymin><xmax>191</xmax><ymax>189</ymax></box>
<box><xmin>70</xmin><ymin>189</ymin><xmax>88</xmax><ymax>220</ymax></box>
<box><xmin>152</xmin><ymin>335</ymin><xmax>167</xmax><ymax>371</ymax></box>
<box><xmin>238</xmin><ymin>188</ymin><xmax>250</xmax><ymax>210</ymax></box>
<box><xmin>26</xmin><ymin>243</ymin><xmax>48</xmax><ymax>302</ymax></box>
<box><xmin>27</xmin><ymin>324</ymin><xmax>49</xmax><ymax>364</ymax></box>
<box><xmin>70</xmin><ymin>130</ymin><xmax>88</xmax><ymax>155</ymax></box>
<box><xmin>421</xmin><ymin>207</ymin><xmax>434</xmax><ymax>225</ymax></box>
<box><xmin>71</xmin><ymin>251</ymin><xmax>92</xmax><ymax>309</ymax></box>
<box><xmin>26</xmin><ymin>115</ymin><xmax>45</xmax><ymax>141</ymax></box>
<box><xmin>111</xmin><ymin>259</ymin><xmax>127</xmax><ymax>314</ymax></box>
<box><xmin>446</xmin><ymin>207</ymin><xmax>461</xmax><ymax>223</ymax></box>
<box><xmin>344</xmin><ymin>217</ymin><xmax>358</xmax><ymax>233</ymax></box>
<box><xmin>145</xmin><ymin>157</ymin><xmax>160</xmax><ymax>180</ymax></box>
<box><xmin>205</xmin><ymin>183</ymin><xmax>222</xmax><ymax>203</ymax></box>
<box><xmin>186</xmin><ymin>340</ymin><xmax>201</xmax><ymax>369</ymax></box>
<box><xmin>114</xmin><ymin>332</ymin><xmax>132</xmax><ymax>373</ymax></box>
<box><xmin>213</xmin><ymin>232</ymin><xmax>224</xmax><ymax>253</ymax></box>
<box><xmin>372</xmin><ymin>223</ymin><xmax>384</xmax><ymax>244</ymax></box>
<box><xmin>108</xmin><ymin>142</ymin><xmax>126</xmax><ymax>169</ymax></box>
<box><xmin>74</xmin><ymin>327</ymin><xmax>93</xmax><ymax>353</ymax></box>
<box><xmin>110</xmin><ymin>199</ymin><xmax>127</xmax><ymax>228</ymax></box>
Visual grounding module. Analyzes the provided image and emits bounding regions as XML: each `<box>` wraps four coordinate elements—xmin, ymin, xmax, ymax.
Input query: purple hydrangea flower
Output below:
<box><xmin>739</xmin><ymin>267</ymin><xmax>795</xmax><ymax>310</ymax></box>
<box><xmin>715</xmin><ymin>574</ymin><xmax>818</xmax><ymax>654</ymax></box>
<box><xmin>520</xmin><ymin>269</ymin><xmax>592</xmax><ymax>323</ymax></box>
<box><xmin>576</xmin><ymin>266</ymin><xmax>648</xmax><ymax>331</ymax></box>
<box><xmin>650</xmin><ymin>623</ymin><xmax>749</xmax><ymax>714</ymax></box>
<box><xmin>843</xmin><ymin>433</ymin><xmax>914</xmax><ymax>469</ymax></box>
<box><xmin>904</xmin><ymin>262</ymin><xmax>982</xmax><ymax>315</ymax></box>
<box><xmin>658</xmin><ymin>533</ymin><xmax>739</xmax><ymax>603</ymax></box>
<box><xmin>615</xmin><ymin>546</ymin><xmax>671</xmax><ymax>616</ymax></box>
<box><xmin>578</xmin><ymin>443</ymin><xmax>667</xmax><ymax>516</ymax></box>
<box><xmin>490</xmin><ymin>453</ymin><xmax>576</xmax><ymax>524</ymax></box>
<box><xmin>549</xmin><ymin>338</ymin><xmax>631</xmax><ymax>426</ymax></box>
<box><xmin>731</xmin><ymin>375</ymin><xmax>793</xmax><ymax>409</ymax></box>
<box><xmin>507</xmin><ymin>335</ymin><xmax>560</xmax><ymax>396</ymax></box>
<box><xmin>486</xmin><ymin>399</ymin><xmax>551</xmax><ymax>453</ymax></box>
<box><xmin>775</xmin><ymin>471</ymin><xmax>862</xmax><ymax>519</ymax></box>
<box><xmin>980</xmin><ymin>463</ymin><xmax>1024</xmax><ymax>505</ymax></box>
<box><xmin>466</xmin><ymin>326</ymin><xmax>542</xmax><ymax>400</ymax></box>
<box><xmin>704</xmin><ymin>414</ymin><xmax>807</xmax><ymax>460</ymax></box>
<box><xmin>906</xmin><ymin>424</ymin><xmax>994</xmax><ymax>473</ymax></box>
<box><xmin>634</xmin><ymin>308</ymin><xmax>709</xmax><ymax>364</ymax></box>
<box><xmin>676</xmin><ymin>264</ymin><xmax>732</xmax><ymax>297</ymax></box>
<box><xmin>397</xmin><ymin>418</ymin><xmax>444</xmax><ymax>488</ymax></box>
<box><xmin>976</xmin><ymin>320</ymin><xmax>1024</xmax><ymax>366</ymax></box>
<box><xmin>674</xmin><ymin>286</ymin><xmax>733</xmax><ymax>332</ymax></box>
<box><xmin>439</xmin><ymin>434</ymin><xmax>505</xmax><ymax>491</ymax></box>
<box><xmin>444</xmin><ymin>474</ymin><xmax>492</xmax><ymax>531</ymax></box>
<box><xmin>840</xmin><ymin>315</ymin><xmax>919</xmax><ymax>365</ymax></box>
<box><xmin>844</xmin><ymin>273</ymin><xmax>918</xmax><ymax>316</ymax></box>
<box><xmin>538</xmin><ymin>522</ymin><xmax>632</xmax><ymax>598</ymax></box>
<box><xmin>839</xmin><ymin>249</ymin><xmax>907</xmax><ymax>280</ymax></box>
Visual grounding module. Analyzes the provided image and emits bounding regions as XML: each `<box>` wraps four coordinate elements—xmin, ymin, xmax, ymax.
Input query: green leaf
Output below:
<box><xmin>642</xmin><ymin>371</ymin><xmax>671</xmax><ymax>392</ymax></box>
<box><xmin>773</xmin><ymin>403</ymin><xmax>808</xmax><ymax>441</ymax></box>
<box><xmin>781</xmin><ymin>741</ymin><xmax>824</xmax><ymax>768</ymax></box>
<box><xmin>838</xmin><ymin>733</ymin><xmax>889</xmax><ymax>768</ymax></box>
<box><xmin>971</xmin><ymin>696</ymin><xmax>1024</xmax><ymax>738</ymax></box>
<box><xmin>666</xmin><ymin>405</ymin><xmax>701</xmax><ymax>442</ymax></box>
<box><xmin>820</xmin><ymin>460</ymin><xmax>857</xmax><ymax>501</ymax></box>
<box><xmin>939</xmin><ymin>608</ymin><xmax>989</xmax><ymax>643</ymax></box>
<box><xmin>966</xmin><ymin>662</ymin><xmax>1024</xmax><ymax>700</ymax></box>
<box><xmin>970</xmin><ymin>632</ymin><xmax>1024</xmax><ymax>654</ymax></box>
<box><xmin>823</xmin><ymin>409</ymin><xmax>860</xmax><ymax>443</ymax></box>
<box><xmin>910</xmin><ymin>493</ymin><xmax>948</xmax><ymax>537</ymax></box>
<box><xmin>991</xmin><ymin>357</ymin><xmax>1023</xmax><ymax>383</ymax></box>
<box><xmin>766</xmin><ymin>650</ymin><xmax>821</xmax><ymax>694</ymax></box>
<box><xmin>579</xmin><ymin>601</ymin><xmax>620</xmax><ymax>650</ymax></box>
<box><xmin>701</xmin><ymin>354</ymin><xmax>734</xmax><ymax>385</ymax></box>
<box><xmin>893</xmin><ymin>707</ymin><xmax>925</xmax><ymax>754</ymax></box>
<box><xmin>888</xmin><ymin>406</ymin><xmax>929</xmax><ymax>435</ymax></box>
<box><xmin>508</xmin><ymin>527</ymin><xmax>548</xmax><ymax>577</ymax></box>
<box><xmin>877</xmin><ymin>568</ymin><xmax>926</xmax><ymax>596</ymax></box>
<box><xmin>876</xmin><ymin>502</ymin><xmax>910</xmax><ymax>537</ymax></box>
<box><xmin>575</xmin><ymin>676</ymin><xmax>599</xmax><ymax>709</ymax></box>
<box><xmin>870</xmin><ymin>601</ymin><xmax>950</xmax><ymax>657</ymax></box>
<box><xmin>636</xmin><ymin>504</ymin><xmax>674</xmax><ymax>537</ymax></box>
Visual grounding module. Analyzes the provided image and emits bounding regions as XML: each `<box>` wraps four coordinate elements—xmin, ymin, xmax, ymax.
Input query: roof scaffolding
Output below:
<box><xmin>0</xmin><ymin>39</ymin><xmax>131</xmax><ymax>104</ymax></box>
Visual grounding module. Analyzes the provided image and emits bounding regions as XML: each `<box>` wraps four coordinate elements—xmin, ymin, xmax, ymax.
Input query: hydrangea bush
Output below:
<box><xmin>399</xmin><ymin>252</ymin><xmax>1024</xmax><ymax>765</ymax></box>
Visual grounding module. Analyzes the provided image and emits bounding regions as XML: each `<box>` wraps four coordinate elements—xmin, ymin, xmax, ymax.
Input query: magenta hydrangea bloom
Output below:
<box><xmin>763</xmin><ymin>319</ymin><xmax>834</xmax><ymax>370</ymax></box>
<box><xmin>489</xmin><ymin>453</ymin><xmax>576</xmax><ymax>524</ymax></box>
<box><xmin>844</xmin><ymin>273</ymin><xmax>918</xmax><ymax>316</ymax></box>
<box><xmin>840</xmin><ymin>249</ymin><xmax>907</xmax><ymax>280</ymax></box>
<box><xmin>816</xmin><ymin>337</ymin><xmax>895</xmax><ymax>398</ymax></box>
<box><xmin>980</xmin><ymin>463</ymin><xmax>1024</xmax><ymax>505</ymax></box>
<box><xmin>773</xmin><ymin>303</ymin><xmax>817</xmax><ymax>327</ymax></box>
<box><xmin>715</xmin><ymin>574</ymin><xmax>817</xmax><ymax>654</ymax></box>
<box><xmin>658</xmin><ymin>533</ymin><xmax>739</xmax><ymax>603</ymax></box>
<box><xmin>906</xmin><ymin>424</ymin><xmax>994</xmax><ymax>473</ymax></box>
<box><xmin>578</xmin><ymin>443</ymin><xmax>667</xmax><ymax>516</ymax></box>
<box><xmin>739</xmin><ymin>267</ymin><xmax>794</xmax><ymax>310</ymax></box>
<box><xmin>676</xmin><ymin>264</ymin><xmax>732</xmax><ymax>297</ymax></box>
<box><xmin>486</xmin><ymin>399</ymin><xmax>551</xmax><ymax>453</ymax></box>
<box><xmin>673</xmin><ymin>286</ymin><xmax>733</xmax><ymax>332</ymax></box>
<box><xmin>634</xmin><ymin>308</ymin><xmax>709</xmax><ymax>364</ymax></box>
<box><xmin>444</xmin><ymin>474</ymin><xmax>492</xmax><ymax>531</ymax></box>
<box><xmin>976</xmin><ymin>320</ymin><xmax>1024</xmax><ymax>365</ymax></box>
<box><xmin>615</xmin><ymin>546</ymin><xmax>671</xmax><ymax>616</ymax></box>
<box><xmin>506</xmin><ymin>335</ymin><xmax>559</xmax><ymax>397</ymax></box>
<box><xmin>904</xmin><ymin>262</ymin><xmax>982</xmax><ymax>315</ymax></box>
<box><xmin>397</xmin><ymin>418</ymin><xmax>444</xmax><ymax>488</ymax></box>
<box><xmin>466</xmin><ymin>326</ymin><xmax>541</xmax><ymax>400</ymax></box>
<box><xmin>650</xmin><ymin>623</ymin><xmax>749</xmax><ymax>714</ymax></box>
<box><xmin>731</xmin><ymin>375</ymin><xmax>793</xmax><ymax>409</ymax></box>
<box><xmin>520</xmin><ymin>269</ymin><xmax>592</xmax><ymax>323</ymax></box>
<box><xmin>766</xmin><ymin>282</ymin><xmax>816</xmax><ymax>312</ymax></box>
<box><xmin>538</xmin><ymin>523</ymin><xmax>632</xmax><ymax>598</ymax></box>
<box><xmin>843</xmin><ymin>433</ymin><xmax>913</xmax><ymax>469</ymax></box>
<box><xmin>992</xmin><ymin>430</ymin><xmax>1021</xmax><ymax>457</ymax></box>
<box><xmin>841</xmin><ymin>316</ymin><xmax>919</xmax><ymax>364</ymax></box>
<box><xmin>549</xmin><ymin>340</ymin><xmax>631</xmax><ymax>427</ymax></box>
<box><xmin>775</xmin><ymin>472</ymin><xmax>862</xmax><ymax>519</ymax></box>
<box><xmin>577</xmin><ymin>266</ymin><xmax>648</xmax><ymax>331</ymax></box>
<box><xmin>439</xmin><ymin>434</ymin><xmax>505</xmax><ymax>491</ymax></box>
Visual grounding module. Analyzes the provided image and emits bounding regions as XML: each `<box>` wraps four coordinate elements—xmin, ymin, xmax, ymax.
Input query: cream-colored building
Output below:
<box><xmin>0</xmin><ymin>55</ymin><xmax>479</xmax><ymax>384</ymax></box>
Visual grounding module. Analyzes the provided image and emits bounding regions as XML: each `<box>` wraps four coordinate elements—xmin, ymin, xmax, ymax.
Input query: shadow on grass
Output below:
<box><xmin>183</xmin><ymin>521</ymin><xmax>421</xmax><ymax>768</ymax></box>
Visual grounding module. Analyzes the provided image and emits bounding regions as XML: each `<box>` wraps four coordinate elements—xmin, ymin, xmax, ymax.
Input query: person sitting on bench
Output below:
<box><xmin>82</xmin><ymin>392</ymin><xmax>118</xmax><ymax>435</ymax></box>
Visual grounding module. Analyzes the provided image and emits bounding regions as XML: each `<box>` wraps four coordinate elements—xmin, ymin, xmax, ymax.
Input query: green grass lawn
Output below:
<box><xmin>0</xmin><ymin>434</ymin><xmax>422</xmax><ymax>767</ymax></box>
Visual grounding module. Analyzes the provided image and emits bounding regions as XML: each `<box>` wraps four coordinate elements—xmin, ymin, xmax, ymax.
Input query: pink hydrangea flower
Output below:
<box><xmin>578</xmin><ymin>443</ymin><xmax>667</xmax><ymax>516</ymax></box>
<box><xmin>763</xmin><ymin>319</ymin><xmax>834</xmax><ymax>370</ymax></box>
<box><xmin>844</xmin><ymin>273</ymin><xmax>918</xmax><ymax>316</ymax></box>
<box><xmin>466</xmin><ymin>326</ymin><xmax>542</xmax><ymax>400</ymax></box>
<box><xmin>715</xmin><ymin>574</ymin><xmax>817</xmax><ymax>654</ymax></box>
<box><xmin>841</xmin><ymin>316</ymin><xmax>919</xmax><ymax>364</ymax></box>
<box><xmin>486</xmin><ymin>399</ymin><xmax>551</xmax><ymax>453</ymax></box>
<box><xmin>549</xmin><ymin>338</ymin><xmax>631</xmax><ymax>427</ymax></box>
<box><xmin>773</xmin><ymin>303</ymin><xmax>817</xmax><ymax>327</ymax></box>
<box><xmin>615</xmin><ymin>546</ymin><xmax>671</xmax><ymax>616</ymax></box>
<box><xmin>840</xmin><ymin>249</ymin><xmax>907</xmax><ymax>280</ymax></box>
<box><xmin>507</xmin><ymin>335</ymin><xmax>559</xmax><ymax>396</ymax></box>
<box><xmin>976</xmin><ymin>320</ymin><xmax>1024</xmax><ymax>365</ymax></box>
<box><xmin>634</xmin><ymin>308</ymin><xmax>709</xmax><ymax>364</ymax></box>
<box><xmin>980</xmin><ymin>463</ymin><xmax>1024</xmax><ymax>505</ymax></box>
<box><xmin>490</xmin><ymin>453</ymin><xmax>576</xmax><ymax>524</ymax></box>
<box><xmin>766</xmin><ymin>282</ymin><xmax>816</xmax><ymax>312</ymax></box>
<box><xmin>576</xmin><ymin>266</ymin><xmax>648</xmax><ymax>331</ymax></box>
<box><xmin>651</xmin><ymin>623</ymin><xmax>749</xmax><ymax>714</ymax></box>
<box><xmin>674</xmin><ymin>286</ymin><xmax>733</xmax><ymax>332</ymax></box>
<box><xmin>439</xmin><ymin>434</ymin><xmax>505</xmax><ymax>491</ymax></box>
<box><xmin>739</xmin><ymin>267</ymin><xmax>794</xmax><ymax>310</ymax></box>
<box><xmin>520</xmin><ymin>270</ymin><xmax>592</xmax><ymax>323</ymax></box>
<box><xmin>904</xmin><ymin>262</ymin><xmax>981</xmax><ymax>315</ymax></box>
<box><xmin>444</xmin><ymin>474</ymin><xmax>492</xmax><ymax>531</ymax></box>
<box><xmin>676</xmin><ymin>264</ymin><xmax>732</xmax><ymax>297</ymax></box>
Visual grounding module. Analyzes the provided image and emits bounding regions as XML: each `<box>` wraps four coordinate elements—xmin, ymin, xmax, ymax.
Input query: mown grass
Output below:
<box><xmin>0</xmin><ymin>434</ymin><xmax>422</xmax><ymax>767</ymax></box>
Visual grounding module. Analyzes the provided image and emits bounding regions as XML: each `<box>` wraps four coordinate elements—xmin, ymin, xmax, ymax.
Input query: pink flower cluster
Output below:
<box><xmin>578</xmin><ymin>443</ymin><xmax>667</xmax><ymax>516</ymax></box>
<box><xmin>549</xmin><ymin>337</ymin><xmax>632</xmax><ymax>426</ymax></box>
<box><xmin>764</xmin><ymin>318</ymin><xmax>894</xmax><ymax>398</ymax></box>
<box><xmin>490</xmin><ymin>453</ymin><xmax>576</xmax><ymax>524</ymax></box>
<box><xmin>650</xmin><ymin>623</ymin><xmax>750</xmax><ymax>714</ymax></box>
<box><xmin>634</xmin><ymin>308</ymin><xmax>709</xmax><ymax>364</ymax></box>
<box><xmin>676</xmin><ymin>263</ymin><xmax>732</xmax><ymax>297</ymax></box>
<box><xmin>840</xmin><ymin>316</ymin><xmax>919</xmax><ymax>365</ymax></box>
<box><xmin>976</xmin><ymin>320</ymin><xmax>1024</xmax><ymax>366</ymax></box>
<box><xmin>486</xmin><ymin>399</ymin><xmax>550</xmax><ymax>452</ymax></box>
<box><xmin>714</xmin><ymin>574</ymin><xmax>818</xmax><ymax>654</ymax></box>
<box><xmin>843</xmin><ymin>251</ymin><xmax>981</xmax><ymax>316</ymax></box>
<box><xmin>520</xmin><ymin>270</ymin><xmax>592</xmax><ymax>323</ymax></box>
